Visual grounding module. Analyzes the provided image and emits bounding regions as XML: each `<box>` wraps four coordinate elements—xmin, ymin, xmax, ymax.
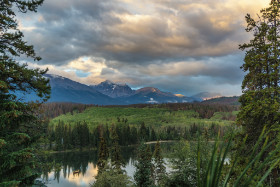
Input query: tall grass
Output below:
<box><xmin>197</xmin><ymin>127</ymin><xmax>280</xmax><ymax>187</ymax></box>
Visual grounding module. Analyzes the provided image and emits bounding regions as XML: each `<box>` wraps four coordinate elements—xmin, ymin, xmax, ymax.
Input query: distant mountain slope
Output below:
<box><xmin>16</xmin><ymin>73</ymin><xmax>230</xmax><ymax>105</ymax></box>
<box><xmin>45</xmin><ymin>74</ymin><xmax>118</xmax><ymax>105</ymax></box>
<box><xmin>202</xmin><ymin>96</ymin><xmax>240</xmax><ymax>105</ymax></box>
<box><xmin>191</xmin><ymin>92</ymin><xmax>222</xmax><ymax>101</ymax></box>
<box><xmin>120</xmin><ymin>87</ymin><xmax>195</xmax><ymax>104</ymax></box>
<box><xmin>92</xmin><ymin>80</ymin><xmax>135</xmax><ymax>98</ymax></box>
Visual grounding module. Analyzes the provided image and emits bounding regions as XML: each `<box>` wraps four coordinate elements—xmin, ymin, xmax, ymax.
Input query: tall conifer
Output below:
<box><xmin>134</xmin><ymin>142</ymin><xmax>154</xmax><ymax>187</ymax></box>
<box><xmin>238</xmin><ymin>0</ymin><xmax>280</xmax><ymax>143</ymax></box>
<box><xmin>154</xmin><ymin>141</ymin><xmax>166</xmax><ymax>186</ymax></box>
<box><xmin>110</xmin><ymin>125</ymin><xmax>124</xmax><ymax>171</ymax></box>
<box><xmin>97</xmin><ymin>136</ymin><xmax>109</xmax><ymax>174</ymax></box>
<box><xmin>238</xmin><ymin>1</ymin><xmax>280</xmax><ymax>184</ymax></box>
<box><xmin>0</xmin><ymin>0</ymin><xmax>50</xmax><ymax>185</ymax></box>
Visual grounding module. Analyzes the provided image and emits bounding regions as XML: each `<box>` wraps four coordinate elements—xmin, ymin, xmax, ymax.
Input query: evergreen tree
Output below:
<box><xmin>134</xmin><ymin>142</ymin><xmax>154</xmax><ymax>187</ymax></box>
<box><xmin>55</xmin><ymin>121</ymin><xmax>64</xmax><ymax>150</ymax></box>
<box><xmin>139</xmin><ymin>122</ymin><xmax>148</xmax><ymax>141</ymax></box>
<box><xmin>90</xmin><ymin>126</ymin><xmax>100</xmax><ymax>148</ymax></box>
<box><xmin>237</xmin><ymin>1</ymin><xmax>280</xmax><ymax>184</ymax></box>
<box><xmin>71</xmin><ymin>125</ymin><xmax>81</xmax><ymax>147</ymax></box>
<box><xmin>63</xmin><ymin>125</ymin><xmax>71</xmax><ymax>149</ymax></box>
<box><xmin>80</xmin><ymin>122</ymin><xmax>89</xmax><ymax>147</ymax></box>
<box><xmin>130</xmin><ymin>126</ymin><xmax>138</xmax><ymax>144</ymax></box>
<box><xmin>92</xmin><ymin>163</ymin><xmax>133</xmax><ymax>187</ymax></box>
<box><xmin>110</xmin><ymin>125</ymin><xmax>124</xmax><ymax>171</ymax></box>
<box><xmin>0</xmin><ymin>0</ymin><xmax>50</xmax><ymax>185</ymax></box>
<box><xmin>146</xmin><ymin>145</ymin><xmax>155</xmax><ymax>184</ymax></box>
<box><xmin>153</xmin><ymin>141</ymin><xmax>166</xmax><ymax>186</ymax></box>
<box><xmin>238</xmin><ymin>0</ymin><xmax>280</xmax><ymax>145</ymax></box>
<box><xmin>150</xmin><ymin>128</ymin><xmax>157</xmax><ymax>141</ymax></box>
<box><xmin>104</xmin><ymin>125</ymin><xmax>110</xmax><ymax>146</ymax></box>
<box><xmin>97</xmin><ymin>136</ymin><xmax>109</xmax><ymax>174</ymax></box>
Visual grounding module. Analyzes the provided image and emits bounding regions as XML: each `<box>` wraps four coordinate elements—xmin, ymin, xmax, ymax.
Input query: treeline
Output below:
<box><xmin>47</xmin><ymin>119</ymin><xmax>229</xmax><ymax>151</ymax></box>
<box><xmin>41</xmin><ymin>102</ymin><xmax>238</xmax><ymax>121</ymax></box>
<box><xmin>40</xmin><ymin>102</ymin><xmax>94</xmax><ymax>118</ymax></box>
<box><xmin>202</xmin><ymin>96</ymin><xmax>240</xmax><ymax>105</ymax></box>
<box><xmin>104</xmin><ymin>103</ymin><xmax>239</xmax><ymax>119</ymax></box>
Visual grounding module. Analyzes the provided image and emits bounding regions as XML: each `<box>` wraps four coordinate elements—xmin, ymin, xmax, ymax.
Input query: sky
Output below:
<box><xmin>17</xmin><ymin>0</ymin><xmax>271</xmax><ymax>96</ymax></box>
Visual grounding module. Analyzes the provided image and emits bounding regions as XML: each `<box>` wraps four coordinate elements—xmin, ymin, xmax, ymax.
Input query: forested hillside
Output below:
<box><xmin>44</xmin><ymin>103</ymin><xmax>238</xmax><ymax>151</ymax></box>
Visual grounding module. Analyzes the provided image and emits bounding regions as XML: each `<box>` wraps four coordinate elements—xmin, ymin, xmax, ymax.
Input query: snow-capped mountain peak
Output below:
<box><xmin>93</xmin><ymin>80</ymin><xmax>135</xmax><ymax>98</ymax></box>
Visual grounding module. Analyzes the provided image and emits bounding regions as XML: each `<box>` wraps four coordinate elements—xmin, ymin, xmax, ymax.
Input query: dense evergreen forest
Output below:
<box><xmin>44</xmin><ymin>102</ymin><xmax>237</xmax><ymax>151</ymax></box>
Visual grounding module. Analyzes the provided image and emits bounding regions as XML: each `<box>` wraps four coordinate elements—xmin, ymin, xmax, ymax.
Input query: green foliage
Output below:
<box><xmin>238</xmin><ymin>0</ymin><xmax>280</xmax><ymax>144</ymax></box>
<box><xmin>97</xmin><ymin>136</ymin><xmax>109</xmax><ymax>173</ymax></box>
<box><xmin>50</xmin><ymin>106</ymin><xmax>236</xmax><ymax>128</ymax></box>
<box><xmin>0</xmin><ymin>0</ymin><xmax>44</xmax><ymax>59</ymax></box>
<box><xmin>47</xmin><ymin>107</ymin><xmax>236</xmax><ymax>152</ymax></box>
<box><xmin>134</xmin><ymin>142</ymin><xmax>155</xmax><ymax>187</ymax></box>
<box><xmin>49</xmin><ymin>106</ymin><xmax>237</xmax><ymax>147</ymax></box>
<box><xmin>166</xmin><ymin>128</ymin><xmax>280</xmax><ymax>187</ymax></box>
<box><xmin>166</xmin><ymin>138</ymin><xmax>212</xmax><ymax>186</ymax></box>
<box><xmin>0</xmin><ymin>0</ymin><xmax>50</xmax><ymax>185</ymax></box>
<box><xmin>92</xmin><ymin>162</ymin><xmax>133</xmax><ymax>187</ymax></box>
<box><xmin>237</xmin><ymin>1</ymin><xmax>280</xmax><ymax>184</ymax></box>
<box><xmin>153</xmin><ymin>141</ymin><xmax>166</xmax><ymax>186</ymax></box>
<box><xmin>198</xmin><ymin>128</ymin><xmax>280</xmax><ymax>187</ymax></box>
<box><xmin>110</xmin><ymin>125</ymin><xmax>124</xmax><ymax>171</ymax></box>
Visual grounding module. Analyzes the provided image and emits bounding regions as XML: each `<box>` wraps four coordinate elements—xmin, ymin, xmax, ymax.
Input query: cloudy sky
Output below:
<box><xmin>18</xmin><ymin>0</ymin><xmax>270</xmax><ymax>96</ymax></box>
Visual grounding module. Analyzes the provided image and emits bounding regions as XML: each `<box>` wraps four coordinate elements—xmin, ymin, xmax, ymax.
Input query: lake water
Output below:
<box><xmin>39</xmin><ymin>144</ymin><xmax>173</xmax><ymax>187</ymax></box>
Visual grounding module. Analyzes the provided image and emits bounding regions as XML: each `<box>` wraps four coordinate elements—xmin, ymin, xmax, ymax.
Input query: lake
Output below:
<box><xmin>38</xmin><ymin>144</ymin><xmax>174</xmax><ymax>187</ymax></box>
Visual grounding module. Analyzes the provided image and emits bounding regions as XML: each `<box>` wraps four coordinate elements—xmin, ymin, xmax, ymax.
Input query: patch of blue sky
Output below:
<box><xmin>65</xmin><ymin>68</ymin><xmax>91</xmax><ymax>78</ymax></box>
<box><xmin>75</xmin><ymin>70</ymin><xmax>91</xmax><ymax>78</ymax></box>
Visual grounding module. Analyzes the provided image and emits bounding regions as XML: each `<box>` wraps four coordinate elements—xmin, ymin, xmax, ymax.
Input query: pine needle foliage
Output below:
<box><xmin>97</xmin><ymin>136</ymin><xmax>109</xmax><ymax>174</ymax></box>
<box><xmin>238</xmin><ymin>0</ymin><xmax>280</xmax><ymax>146</ymax></box>
<box><xmin>134</xmin><ymin>142</ymin><xmax>155</xmax><ymax>187</ymax></box>
<box><xmin>0</xmin><ymin>0</ymin><xmax>50</xmax><ymax>185</ymax></box>
<box><xmin>153</xmin><ymin>141</ymin><xmax>166</xmax><ymax>186</ymax></box>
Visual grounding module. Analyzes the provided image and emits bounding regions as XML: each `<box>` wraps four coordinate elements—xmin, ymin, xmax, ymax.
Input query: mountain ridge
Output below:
<box><xmin>18</xmin><ymin>74</ymin><xmax>226</xmax><ymax>105</ymax></box>
<box><xmin>91</xmin><ymin>80</ymin><xmax>135</xmax><ymax>98</ymax></box>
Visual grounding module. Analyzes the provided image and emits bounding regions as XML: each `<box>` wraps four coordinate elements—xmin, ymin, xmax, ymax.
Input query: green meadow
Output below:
<box><xmin>49</xmin><ymin>106</ymin><xmax>237</xmax><ymax>129</ymax></box>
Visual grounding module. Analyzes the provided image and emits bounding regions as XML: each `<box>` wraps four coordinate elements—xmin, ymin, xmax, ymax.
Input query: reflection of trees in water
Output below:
<box><xmin>121</xmin><ymin>146</ymin><xmax>136</xmax><ymax>164</ymax></box>
<box><xmin>54</xmin><ymin>167</ymin><xmax>61</xmax><ymax>183</ymax></box>
<box><xmin>41</xmin><ymin>150</ymin><xmax>98</xmax><ymax>182</ymax></box>
<box><xmin>40</xmin><ymin>143</ymin><xmax>175</xmax><ymax>182</ymax></box>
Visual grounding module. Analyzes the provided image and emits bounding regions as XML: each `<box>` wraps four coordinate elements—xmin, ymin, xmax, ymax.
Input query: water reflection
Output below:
<box><xmin>40</xmin><ymin>144</ymin><xmax>173</xmax><ymax>187</ymax></box>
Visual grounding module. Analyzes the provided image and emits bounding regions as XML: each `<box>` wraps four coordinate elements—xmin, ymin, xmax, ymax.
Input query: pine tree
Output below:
<box><xmin>131</xmin><ymin>126</ymin><xmax>138</xmax><ymax>144</ymax></box>
<box><xmin>80</xmin><ymin>121</ymin><xmax>89</xmax><ymax>147</ymax></box>
<box><xmin>139</xmin><ymin>122</ymin><xmax>148</xmax><ymax>141</ymax></box>
<box><xmin>238</xmin><ymin>0</ymin><xmax>280</xmax><ymax>144</ymax></box>
<box><xmin>237</xmin><ymin>1</ymin><xmax>280</xmax><ymax>185</ymax></box>
<box><xmin>71</xmin><ymin>124</ymin><xmax>81</xmax><ymax>147</ymax></box>
<box><xmin>97</xmin><ymin>136</ymin><xmax>109</xmax><ymax>174</ymax></box>
<box><xmin>110</xmin><ymin>125</ymin><xmax>124</xmax><ymax>171</ymax></box>
<box><xmin>63</xmin><ymin>125</ymin><xmax>71</xmax><ymax>149</ymax></box>
<box><xmin>55</xmin><ymin>121</ymin><xmax>64</xmax><ymax>150</ymax></box>
<box><xmin>150</xmin><ymin>128</ymin><xmax>157</xmax><ymax>141</ymax></box>
<box><xmin>0</xmin><ymin>0</ymin><xmax>50</xmax><ymax>185</ymax></box>
<box><xmin>134</xmin><ymin>142</ymin><xmax>154</xmax><ymax>187</ymax></box>
<box><xmin>146</xmin><ymin>145</ymin><xmax>155</xmax><ymax>184</ymax></box>
<box><xmin>153</xmin><ymin>141</ymin><xmax>166</xmax><ymax>186</ymax></box>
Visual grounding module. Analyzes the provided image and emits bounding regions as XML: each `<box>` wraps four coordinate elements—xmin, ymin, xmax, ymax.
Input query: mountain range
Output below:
<box><xmin>17</xmin><ymin>74</ymin><xmax>224</xmax><ymax>105</ymax></box>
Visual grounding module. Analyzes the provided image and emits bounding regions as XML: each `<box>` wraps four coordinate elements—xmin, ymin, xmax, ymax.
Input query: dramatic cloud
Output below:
<box><xmin>17</xmin><ymin>0</ymin><xmax>271</xmax><ymax>96</ymax></box>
